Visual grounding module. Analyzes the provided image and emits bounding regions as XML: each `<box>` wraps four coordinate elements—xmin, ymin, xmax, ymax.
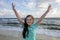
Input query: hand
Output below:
<box><xmin>12</xmin><ymin>2</ymin><xmax>15</xmax><ymax>10</ymax></box>
<box><xmin>47</xmin><ymin>5</ymin><xmax>51</xmax><ymax>12</ymax></box>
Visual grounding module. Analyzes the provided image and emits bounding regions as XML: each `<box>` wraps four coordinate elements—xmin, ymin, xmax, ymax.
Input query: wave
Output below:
<box><xmin>0</xmin><ymin>26</ymin><xmax>60</xmax><ymax>38</ymax></box>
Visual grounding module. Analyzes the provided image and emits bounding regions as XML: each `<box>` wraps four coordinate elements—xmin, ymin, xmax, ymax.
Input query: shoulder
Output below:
<box><xmin>32</xmin><ymin>23</ymin><xmax>38</xmax><ymax>26</ymax></box>
<box><xmin>31</xmin><ymin>23</ymin><xmax>38</xmax><ymax>29</ymax></box>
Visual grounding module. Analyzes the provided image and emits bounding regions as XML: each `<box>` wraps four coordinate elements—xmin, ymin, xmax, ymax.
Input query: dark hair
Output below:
<box><xmin>22</xmin><ymin>15</ymin><xmax>34</xmax><ymax>38</ymax></box>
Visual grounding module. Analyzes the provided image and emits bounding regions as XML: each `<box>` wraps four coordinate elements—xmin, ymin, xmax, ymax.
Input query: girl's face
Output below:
<box><xmin>26</xmin><ymin>16</ymin><xmax>34</xmax><ymax>26</ymax></box>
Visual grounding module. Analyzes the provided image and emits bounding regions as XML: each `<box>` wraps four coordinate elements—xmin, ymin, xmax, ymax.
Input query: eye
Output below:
<box><xmin>30</xmin><ymin>19</ymin><xmax>31</xmax><ymax>20</ymax></box>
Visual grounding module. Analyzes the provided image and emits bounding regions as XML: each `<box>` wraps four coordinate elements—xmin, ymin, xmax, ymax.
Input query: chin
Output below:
<box><xmin>28</xmin><ymin>24</ymin><xmax>32</xmax><ymax>26</ymax></box>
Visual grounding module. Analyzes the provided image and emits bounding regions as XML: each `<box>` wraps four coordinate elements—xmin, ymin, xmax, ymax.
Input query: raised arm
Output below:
<box><xmin>12</xmin><ymin>3</ymin><xmax>24</xmax><ymax>24</ymax></box>
<box><xmin>37</xmin><ymin>5</ymin><xmax>51</xmax><ymax>26</ymax></box>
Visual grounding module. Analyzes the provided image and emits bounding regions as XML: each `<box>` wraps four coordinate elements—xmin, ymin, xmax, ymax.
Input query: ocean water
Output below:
<box><xmin>0</xmin><ymin>18</ymin><xmax>60</xmax><ymax>38</ymax></box>
<box><xmin>0</xmin><ymin>18</ymin><xmax>60</xmax><ymax>28</ymax></box>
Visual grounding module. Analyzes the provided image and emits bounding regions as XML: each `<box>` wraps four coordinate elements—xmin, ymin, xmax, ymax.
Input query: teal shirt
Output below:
<box><xmin>22</xmin><ymin>23</ymin><xmax>37</xmax><ymax>40</ymax></box>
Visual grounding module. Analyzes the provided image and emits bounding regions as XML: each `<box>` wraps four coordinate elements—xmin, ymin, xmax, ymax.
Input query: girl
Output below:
<box><xmin>12</xmin><ymin>3</ymin><xmax>51</xmax><ymax>40</ymax></box>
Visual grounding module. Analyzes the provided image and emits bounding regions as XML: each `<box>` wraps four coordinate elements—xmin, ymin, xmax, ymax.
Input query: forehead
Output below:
<box><xmin>27</xmin><ymin>17</ymin><xmax>32</xmax><ymax>19</ymax></box>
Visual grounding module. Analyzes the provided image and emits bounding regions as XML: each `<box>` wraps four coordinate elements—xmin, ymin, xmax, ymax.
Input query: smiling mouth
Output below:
<box><xmin>28</xmin><ymin>22</ymin><xmax>31</xmax><ymax>23</ymax></box>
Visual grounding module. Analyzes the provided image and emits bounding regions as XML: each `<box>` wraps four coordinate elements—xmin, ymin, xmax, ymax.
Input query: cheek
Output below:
<box><xmin>32</xmin><ymin>20</ymin><xmax>34</xmax><ymax>23</ymax></box>
<box><xmin>30</xmin><ymin>20</ymin><xmax>34</xmax><ymax>23</ymax></box>
<box><xmin>26</xmin><ymin>20</ymin><xmax>33</xmax><ymax>23</ymax></box>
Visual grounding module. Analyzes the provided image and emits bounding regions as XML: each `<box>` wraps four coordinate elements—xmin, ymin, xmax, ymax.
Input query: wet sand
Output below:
<box><xmin>0</xmin><ymin>34</ymin><xmax>60</xmax><ymax>40</ymax></box>
<box><xmin>37</xmin><ymin>34</ymin><xmax>60</xmax><ymax>40</ymax></box>
<box><xmin>0</xmin><ymin>26</ymin><xmax>60</xmax><ymax>40</ymax></box>
<box><xmin>0</xmin><ymin>35</ymin><xmax>20</xmax><ymax>40</ymax></box>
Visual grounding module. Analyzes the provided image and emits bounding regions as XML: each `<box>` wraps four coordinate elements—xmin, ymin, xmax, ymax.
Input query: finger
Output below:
<box><xmin>12</xmin><ymin>2</ymin><xmax>13</xmax><ymax>5</ymax></box>
<box><xmin>48</xmin><ymin>5</ymin><xmax>51</xmax><ymax>8</ymax></box>
<box><xmin>12</xmin><ymin>3</ymin><xmax>15</xmax><ymax>7</ymax></box>
<box><xmin>47</xmin><ymin>5</ymin><xmax>52</xmax><ymax>11</ymax></box>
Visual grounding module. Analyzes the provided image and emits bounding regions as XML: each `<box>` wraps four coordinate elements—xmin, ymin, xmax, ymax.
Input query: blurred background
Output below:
<box><xmin>0</xmin><ymin>0</ymin><xmax>60</xmax><ymax>40</ymax></box>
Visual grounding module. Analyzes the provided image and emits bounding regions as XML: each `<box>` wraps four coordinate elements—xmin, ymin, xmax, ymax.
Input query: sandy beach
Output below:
<box><xmin>37</xmin><ymin>34</ymin><xmax>60</xmax><ymax>40</ymax></box>
<box><xmin>0</xmin><ymin>26</ymin><xmax>60</xmax><ymax>40</ymax></box>
<box><xmin>0</xmin><ymin>34</ymin><xmax>60</xmax><ymax>40</ymax></box>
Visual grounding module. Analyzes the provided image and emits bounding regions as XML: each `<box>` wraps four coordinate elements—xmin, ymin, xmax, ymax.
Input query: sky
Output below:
<box><xmin>0</xmin><ymin>0</ymin><xmax>60</xmax><ymax>18</ymax></box>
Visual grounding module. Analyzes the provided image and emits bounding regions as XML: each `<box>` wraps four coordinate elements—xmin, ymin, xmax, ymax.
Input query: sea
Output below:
<box><xmin>0</xmin><ymin>18</ymin><xmax>60</xmax><ymax>38</ymax></box>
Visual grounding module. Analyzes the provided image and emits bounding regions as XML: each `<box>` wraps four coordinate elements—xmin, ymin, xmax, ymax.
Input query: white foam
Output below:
<box><xmin>0</xmin><ymin>26</ymin><xmax>60</xmax><ymax>37</ymax></box>
<box><xmin>36</xmin><ymin>29</ymin><xmax>60</xmax><ymax>37</ymax></box>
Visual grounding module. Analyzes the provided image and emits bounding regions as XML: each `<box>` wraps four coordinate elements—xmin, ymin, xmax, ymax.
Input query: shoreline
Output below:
<box><xmin>0</xmin><ymin>26</ymin><xmax>60</xmax><ymax>40</ymax></box>
<box><xmin>0</xmin><ymin>34</ymin><xmax>60</xmax><ymax>40</ymax></box>
<box><xmin>0</xmin><ymin>26</ymin><xmax>60</xmax><ymax>37</ymax></box>
<box><xmin>36</xmin><ymin>34</ymin><xmax>60</xmax><ymax>40</ymax></box>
